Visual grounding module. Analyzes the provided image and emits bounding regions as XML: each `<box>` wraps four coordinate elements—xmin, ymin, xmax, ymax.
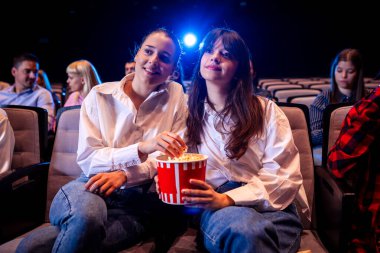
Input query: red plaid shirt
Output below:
<box><xmin>328</xmin><ymin>85</ymin><xmax>380</xmax><ymax>252</ymax></box>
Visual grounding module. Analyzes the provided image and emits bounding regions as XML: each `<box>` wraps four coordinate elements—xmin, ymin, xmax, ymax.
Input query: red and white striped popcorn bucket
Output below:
<box><xmin>156</xmin><ymin>153</ymin><xmax>208</xmax><ymax>205</ymax></box>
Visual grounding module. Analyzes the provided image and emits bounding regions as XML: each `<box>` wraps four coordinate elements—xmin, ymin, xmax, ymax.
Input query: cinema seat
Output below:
<box><xmin>0</xmin><ymin>105</ymin><xmax>155</xmax><ymax>252</ymax></box>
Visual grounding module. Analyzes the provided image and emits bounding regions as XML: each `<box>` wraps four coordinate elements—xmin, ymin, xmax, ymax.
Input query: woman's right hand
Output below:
<box><xmin>138</xmin><ymin>131</ymin><xmax>187</xmax><ymax>158</ymax></box>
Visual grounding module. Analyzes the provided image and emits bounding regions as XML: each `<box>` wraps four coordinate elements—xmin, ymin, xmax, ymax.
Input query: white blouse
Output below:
<box><xmin>198</xmin><ymin>98</ymin><xmax>309</xmax><ymax>215</ymax></box>
<box><xmin>77</xmin><ymin>74</ymin><xmax>187</xmax><ymax>187</ymax></box>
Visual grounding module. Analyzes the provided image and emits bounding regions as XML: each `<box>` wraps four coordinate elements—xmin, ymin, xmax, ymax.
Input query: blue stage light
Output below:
<box><xmin>184</xmin><ymin>33</ymin><xmax>197</xmax><ymax>47</ymax></box>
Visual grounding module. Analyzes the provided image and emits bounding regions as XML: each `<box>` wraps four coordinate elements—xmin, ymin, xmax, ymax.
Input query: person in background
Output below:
<box><xmin>125</xmin><ymin>60</ymin><xmax>136</xmax><ymax>75</ymax></box>
<box><xmin>168</xmin><ymin>60</ymin><xmax>186</xmax><ymax>92</ymax></box>
<box><xmin>37</xmin><ymin>69</ymin><xmax>62</xmax><ymax>111</ymax></box>
<box><xmin>17</xmin><ymin>27</ymin><xmax>188</xmax><ymax>253</ymax></box>
<box><xmin>0</xmin><ymin>81</ymin><xmax>10</xmax><ymax>90</ymax></box>
<box><xmin>0</xmin><ymin>53</ymin><xmax>55</xmax><ymax>132</ymax></box>
<box><xmin>64</xmin><ymin>60</ymin><xmax>101</xmax><ymax>107</ymax></box>
<box><xmin>158</xmin><ymin>27</ymin><xmax>309</xmax><ymax>252</ymax></box>
<box><xmin>0</xmin><ymin>108</ymin><xmax>15</xmax><ymax>174</ymax></box>
<box><xmin>37</xmin><ymin>69</ymin><xmax>52</xmax><ymax>91</ymax></box>
<box><xmin>310</xmin><ymin>48</ymin><xmax>366</xmax><ymax>146</ymax></box>
<box><xmin>328</xmin><ymin>85</ymin><xmax>380</xmax><ymax>252</ymax></box>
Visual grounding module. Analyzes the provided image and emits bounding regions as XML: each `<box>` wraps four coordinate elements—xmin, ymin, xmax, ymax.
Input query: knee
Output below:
<box><xmin>49</xmin><ymin>181</ymin><xmax>107</xmax><ymax>228</ymax></box>
<box><xmin>232</xmin><ymin>218</ymin><xmax>275</xmax><ymax>240</ymax></box>
<box><xmin>202</xmin><ymin>208</ymin><xmax>277</xmax><ymax>250</ymax></box>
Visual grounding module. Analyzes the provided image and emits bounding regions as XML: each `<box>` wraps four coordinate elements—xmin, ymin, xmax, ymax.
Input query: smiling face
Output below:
<box><xmin>133</xmin><ymin>32</ymin><xmax>177</xmax><ymax>86</ymax></box>
<box><xmin>334</xmin><ymin>60</ymin><xmax>357</xmax><ymax>90</ymax></box>
<box><xmin>200</xmin><ymin>38</ymin><xmax>238</xmax><ymax>89</ymax></box>
<box><xmin>12</xmin><ymin>60</ymin><xmax>39</xmax><ymax>92</ymax></box>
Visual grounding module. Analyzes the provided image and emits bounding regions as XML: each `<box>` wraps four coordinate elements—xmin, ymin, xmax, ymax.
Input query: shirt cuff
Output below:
<box><xmin>111</xmin><ymin>143</ymin><xmax>141</xmax><ymax>170</ymax></box>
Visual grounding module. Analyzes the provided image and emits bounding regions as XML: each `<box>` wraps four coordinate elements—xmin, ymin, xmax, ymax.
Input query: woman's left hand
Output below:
<box><xmin>181</xmin><ymin>179</ymin><xmax>235</xmax><ymax>210</ymax></box>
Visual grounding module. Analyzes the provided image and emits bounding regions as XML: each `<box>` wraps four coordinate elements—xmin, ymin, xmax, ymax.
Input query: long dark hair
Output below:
<box><xmin>187</xmin><ymin>28</ymin><xmax>264</xmax><ymax>160</ymax></box>
<box><xmin>330</xmin><ymin>48</ymin><xmax>365</xmax><ymax>103</ymax></box>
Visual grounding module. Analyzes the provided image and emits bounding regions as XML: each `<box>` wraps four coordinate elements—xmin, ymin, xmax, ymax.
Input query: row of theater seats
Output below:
<box><xmin>0</xmin><ymin>104</ymin><xmax>355</xmax><ymax>253</ymax></box>
<box><xmin>259</xmin><ymin>77</ymin><xmax>379</xmax><ymax>104</ymax></box>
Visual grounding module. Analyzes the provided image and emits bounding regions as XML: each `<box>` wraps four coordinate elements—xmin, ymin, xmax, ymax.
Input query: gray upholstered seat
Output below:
<box><xmin>287</xmin><ymin>94</ymin><xmax>318</xmax><ymax>109</ymax></box>
<box><xmin>267</xmin><ymin>84</ymin><xmax>303</xmax><ymax>95</ymax></box>
<box><xmin>1</xmin><ymin>105</ymin><xmax>48</xmax><ymax>170</ymax></box>
<box><xmin>278</xmin><ymin>103</ymin><xmax>327</xmax><ymax>252</ymax></box>
<box><xmin>274</xmin><ymin>88</ymin><xmax>321</xmax><ymax>102</ymax></box>
<box><xmin>0</xmin><ymin>105</ymin><xmax>48</xmax><ymax>243</ymax></box>
<box><xmin>0</xmin><ymin>105</ymin><xmax>154</xmax><ymax>252</ymax></box>
<box><xmin>321</xmin><ymin>104</ymin><xmax>353</xmax><ymax>168</ymax></box>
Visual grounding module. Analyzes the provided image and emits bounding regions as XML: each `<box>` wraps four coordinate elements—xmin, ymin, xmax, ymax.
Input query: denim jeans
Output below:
<box><xmin>199</xmin><ymin>181</ymin><xmax>303</xmax><ymax>253</ymax></box>
<box><xmin>17</xmin><ymin>175</ymin><xmax>187</xmax><ymax>253</ymax></box>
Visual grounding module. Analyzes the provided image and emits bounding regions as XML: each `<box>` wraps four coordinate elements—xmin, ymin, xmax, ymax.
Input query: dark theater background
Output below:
<box><xmin>0</xmin><ymin>0</ymin><xmax>379</xmax><ymax>84</ymax></box>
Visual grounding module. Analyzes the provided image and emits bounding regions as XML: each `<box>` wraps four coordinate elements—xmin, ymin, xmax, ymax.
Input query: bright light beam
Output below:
<box><xmin>184</xmin><ymin>33</ymin><xmax>197</xmax><ymax>47</ymax></box>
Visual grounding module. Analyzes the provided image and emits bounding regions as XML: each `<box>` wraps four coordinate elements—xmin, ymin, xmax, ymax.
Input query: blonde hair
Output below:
<box><xmin>66</xmin><ymin>60</ymin><xmax>101</xmax><ymax>97</ymax></box>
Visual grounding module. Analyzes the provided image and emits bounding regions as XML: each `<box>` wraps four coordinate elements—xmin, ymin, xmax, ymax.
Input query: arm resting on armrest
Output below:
<box><xmin>0</xmin><ymin>162</ymin><xmax>50</xmax><ymax>244</ymax></box>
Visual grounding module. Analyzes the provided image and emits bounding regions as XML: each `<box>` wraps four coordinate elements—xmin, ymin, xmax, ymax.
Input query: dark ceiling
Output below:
<box><xmin>1</xmin><ymin>0</ymin><xmax>379</xmax><ymax>84</ymax></box>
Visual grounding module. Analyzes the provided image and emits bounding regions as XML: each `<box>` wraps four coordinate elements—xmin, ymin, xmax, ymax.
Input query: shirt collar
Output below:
<box><xmin>335</xmin><ymin>90</ymin><xmax>352</xmax><ymax>103</ymax></box>
<box><xmin>115</xmin><ymin>73</ymin><xmax>170</xmax><ymax>99</ymax></box>
<box><xmin>7</xmin><ymin>84</ymin><xmax>36</xmax><ymax>94</ymax></box>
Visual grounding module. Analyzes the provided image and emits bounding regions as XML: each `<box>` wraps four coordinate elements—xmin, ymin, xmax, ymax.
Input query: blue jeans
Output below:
<box><xmin>199</xmin><ymin>182</ymin><xmax>302</xmax><ymax>253</ymax></box>
<box><xmin>17</xmin><ymin>175</ymin><xmax>187</xmax><ymax>253</ymax></box>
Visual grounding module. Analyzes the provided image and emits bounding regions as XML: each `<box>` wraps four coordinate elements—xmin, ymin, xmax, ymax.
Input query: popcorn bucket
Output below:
<box><xmin>156</xmin><ymin>153</ymin><xmax>208</xmax><ymax>205</ymax></box>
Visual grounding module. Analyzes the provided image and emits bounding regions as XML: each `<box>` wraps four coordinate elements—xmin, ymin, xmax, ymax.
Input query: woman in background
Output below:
<box><xmin>310</xmin><ymin>48</ymin><xmax>366</xmax><ymax>146</ymax></box>
<box><xmin>64</xmin><ymin>59</ymin><xmax>101</xmax><ymax>107</ymax></box>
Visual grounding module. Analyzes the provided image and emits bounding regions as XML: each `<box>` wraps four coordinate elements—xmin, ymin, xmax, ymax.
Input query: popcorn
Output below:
<box><xmin>168</xmin><ymin>153</ymin><xmax>204</xmax><ymax>162</ymax></box>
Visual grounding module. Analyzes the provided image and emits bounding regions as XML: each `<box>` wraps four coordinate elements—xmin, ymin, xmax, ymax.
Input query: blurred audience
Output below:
<box><xmin>124</xmin><ymin>60</ymin><xmax>136</xmax><ymax>75</ymax></box>
<box><xmin>0</xmin><ymin>81</ymin><xmax>10</xmax><ymax>90</ymax></box>
<box><xmin>310</xmin><ymin>48</ymin><xmax>367</xmax><ymax>146</ymax></box>
<box><xmin>37</xmin><ymin>69</ymin><xmax>62</xmax><ymax>111</ymax></box>
<box><xmin>328</xmin><ymin>85</ymin><xmax>380</xmax><ymax>252</ymax></box>
<box><xmin>0</xmin><ymin>53</ymin><xmax>55</xmax><ymax>132</ymax></box>
<box><xmin>37</xmin><ymin>69</ymin><xmax>52</xmax><ymax>91</ymax></box>
<box><xmin>168</xmin><ymin>61</ymin><xmax>186</xmax><ymax>92</ymax></box>
<box><xmin>64</xmin><ymin>60</ymin><xmax>101</xmax><ymax>107</ymax></box>
<box><xmin>0</xmin><ymin>108</ymin><xmax>15</xmax><ymax>174</ymax></box>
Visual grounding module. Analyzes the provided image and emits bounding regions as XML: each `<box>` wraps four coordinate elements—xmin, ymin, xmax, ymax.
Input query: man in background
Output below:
<box><xmin>125</xmin><ymin>60</ymin><xmax>136</xmax><ymax>75</ymax></box>
<box><xmin>0</xmin><ymin>53</ymin><xmax>55</xmax><ymax>131</ymax></box>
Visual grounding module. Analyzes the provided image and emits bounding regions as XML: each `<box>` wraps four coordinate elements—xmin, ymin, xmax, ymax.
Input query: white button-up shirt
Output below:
<box><xmin>198</xmin><ymin>98</ymin><xmax>309</xmax><ymax>216</ymax></box>
<box><xmin>77</xmin><ymin>74</ymin><xmax>187</xmax><ymax>187</ymax></box>
<box><xmin>0</xmin><ymin>84</ymin><xmax>55</xmax><ymax>131</ymax></box>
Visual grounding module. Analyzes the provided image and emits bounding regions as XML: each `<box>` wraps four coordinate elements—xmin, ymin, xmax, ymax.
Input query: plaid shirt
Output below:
<box><xmin>328</xmin><ymin>85</ymin><xmax>380</xmax><ymax>252</ymax></box>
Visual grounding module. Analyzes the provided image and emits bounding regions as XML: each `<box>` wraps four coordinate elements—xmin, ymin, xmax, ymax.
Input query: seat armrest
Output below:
<box><xmin>0</xmin><ymin>162</ymin><xmax>50</xmax><ymax>243</ymax></box>
<box><xmin>315</xmin><ymin>166</ymin><xmax>355</xmax><ymax>253</ymax></box>
<box><xmin>0</xmin><ymin>170</ymin><xmax>13</xmax><ymax>181</ymax></box>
